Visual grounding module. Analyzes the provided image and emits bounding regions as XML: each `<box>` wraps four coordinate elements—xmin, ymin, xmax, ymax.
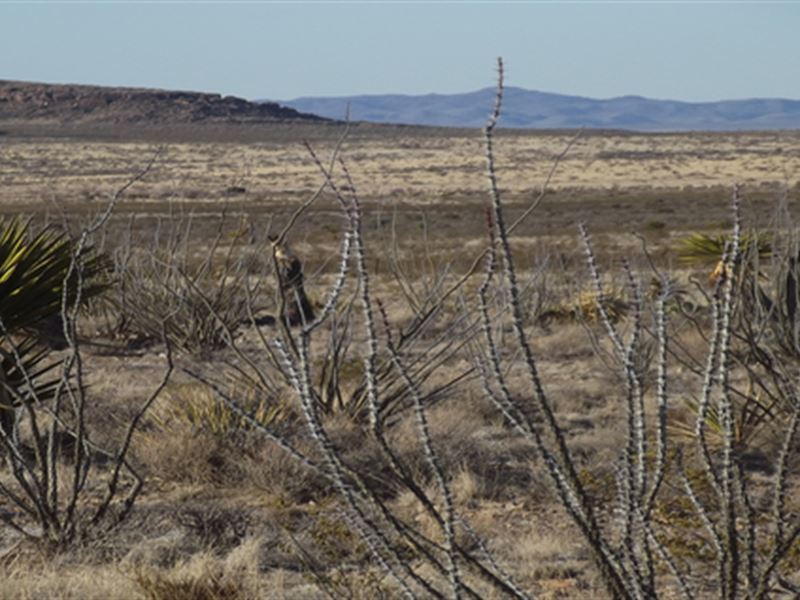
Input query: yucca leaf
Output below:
<box><xmin>0</xmin><ymin>335</ymin><xmax>65</xmax><ymax>435</ymax></box>
<box><xmin>0</xmin><ymin>217</ymin><xmax>109</xmax><ymax>334</ymax></box>
<box><xmin>0</xmin><ymin>336</ymin><xmax>62</xmax><ymax>403</ymax></box>
<box><xmin>677</xmin><ymin>232</ymin><xmax>772</xmax><ymax>266</ymax></box>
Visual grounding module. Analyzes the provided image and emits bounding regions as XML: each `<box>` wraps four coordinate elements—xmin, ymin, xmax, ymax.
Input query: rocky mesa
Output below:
<box><xmin>0</xmin><ymin>80</ymin><xmax>325</xmax><ymax>125</ymax></box>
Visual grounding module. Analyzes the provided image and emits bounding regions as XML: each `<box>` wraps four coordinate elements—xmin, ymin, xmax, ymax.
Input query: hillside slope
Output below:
<box><xmin>0</xmin><ymin>80</ymin><xmax>325</xmax><ymax>125</ymax></box>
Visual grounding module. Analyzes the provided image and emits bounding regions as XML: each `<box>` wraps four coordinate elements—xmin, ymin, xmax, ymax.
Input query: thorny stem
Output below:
<box><xmin>484</xmin><ymin>57</ymin><xmax>631</xmax><ymax>600</ymax></box>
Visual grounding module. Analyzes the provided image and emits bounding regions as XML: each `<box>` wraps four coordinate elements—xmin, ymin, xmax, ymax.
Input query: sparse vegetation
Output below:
<box><xmin>101</xmin><ymin>210</ymin><xmax>272</xmax><ymax>353</ymax></box>
<box><xmin>2</xmin><ymin>61</ymin><xmax>800</xmax><ymax>599</ymax></box>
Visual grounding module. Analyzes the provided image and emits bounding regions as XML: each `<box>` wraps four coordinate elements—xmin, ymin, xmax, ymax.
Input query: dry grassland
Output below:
<box><xmin>3</xmin><ymin>129</ymin><xmax>800</xmax><ymax>208</ymax></box>
<box><xmin>1</xmin><ymin>125</ymin><xmax>800</xmax><ymax>598</ymax></box>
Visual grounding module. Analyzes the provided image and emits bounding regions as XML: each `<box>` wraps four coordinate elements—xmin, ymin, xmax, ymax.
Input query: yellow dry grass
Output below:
<box><xmin>2</xmin><ymin>131</ymin><xmax>798</xmax><ymax>207</ymax></box>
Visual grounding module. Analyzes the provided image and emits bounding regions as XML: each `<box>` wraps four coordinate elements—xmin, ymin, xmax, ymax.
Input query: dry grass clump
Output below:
<box><xmin>151</xmin><ymin>382</ymin><xmax>292</xmax><ymax>439</ymax></box>
<box><xmin>134</xmin><ymin>425</ymin><xmax>238</xmax><ymax>485</ymax></box>
<box><xmin>388</xmin><ymin>399</ymin><xmax>545</xmax><ymax>502</ymax></box>
<box><xmin>131</xmin><ymin>388</ymin><xmax>328</xmax><ymax>504</ymax></box>
<box><xmin>0</xmin><ymin>564</ymin><xmax>143</xmax><ymax>600</ymax></box>
<box><xmin>131</xmin><ymin>563</ymin><xmax>247</xmax><ymax>600</ymax></box>
<box><xmin>132</xmin><ymin>380</ymin><xmax>304</xmax><ymax>490</ymax></box>
<box><xmin>133</xmin><ymin>392</ymin><xmax>249</xmax><ymax>486</ymax></box>
<box><xmin>129</xmin><ymin>539</ymin><xmax>263</xmax><ymax>600</ymax></box>
<box><xmin>0</xmin><ymin>537</ymin><xmax>145</xmax><ymax>600</ymax></box>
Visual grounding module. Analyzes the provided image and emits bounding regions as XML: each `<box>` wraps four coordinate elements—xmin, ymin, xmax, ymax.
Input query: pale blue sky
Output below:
<box><xmin>1</xmin><ymin>2</ymin><xmax>798</xmax><ymax>102</ymax></box>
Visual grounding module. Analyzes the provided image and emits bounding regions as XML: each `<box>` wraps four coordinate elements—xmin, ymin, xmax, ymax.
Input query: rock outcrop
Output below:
<box><xmin>0</xmin><ymin>80</ymin><xmax>325</xmax><ymax>125</ymax></box>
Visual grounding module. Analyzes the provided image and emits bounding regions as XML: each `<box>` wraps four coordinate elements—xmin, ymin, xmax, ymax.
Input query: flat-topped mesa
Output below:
<box><xmin>0</xmin><ymin>80</ymin><xmax>326</xmax><ymax>124</ymax></box>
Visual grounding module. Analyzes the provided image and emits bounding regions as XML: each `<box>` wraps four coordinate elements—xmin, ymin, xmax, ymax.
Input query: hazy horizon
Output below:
<box><xmin>277</xmin><ymin>86</ymin><xmax>800</xmax><ymax>105</ymax></box>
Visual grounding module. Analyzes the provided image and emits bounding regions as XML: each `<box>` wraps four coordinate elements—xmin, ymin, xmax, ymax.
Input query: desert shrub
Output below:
<box><xmin>176</xmin><ymin>505</ymin><xmax>252</xmax><ymax>554</ymax></box>
<box><xmin>0</xmin><ymin>160</ymin><xmax>173</xmax><ymax>550</ymax></box>
<box><xmin>102</xmin><ymin>212</ymin><xmax>272</xmax><ymax>354</ymax></box>
<box><xmin>187</xmin><ymin>60</ymin><xmax>800</xmax><ymax>599</ymax></box>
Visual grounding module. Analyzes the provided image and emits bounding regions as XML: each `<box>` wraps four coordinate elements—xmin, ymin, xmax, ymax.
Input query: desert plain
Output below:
<box><xmin>1</xmin><ymin>119</ymin><xmax>800</xmax><ymax>599</ymax></box>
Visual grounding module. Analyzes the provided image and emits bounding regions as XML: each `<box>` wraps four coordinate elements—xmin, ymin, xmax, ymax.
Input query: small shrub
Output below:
<box><xmin>538</xmin><ymin>287</ymin><xmax>629</xmax><ymax>325</ymax></box>
<box><xmin>676</xmin><ymin>230</ymin><xmax>772</xmax><ymax>267</ymax></box>
<box><xmin>151</xmin><ymin>381</ymin><xmax>292</xmax><ymax>439</ymax></box>
<box><xmin>176</xmin><ymin>505</ymin><xmax>251</xmax><ymax>554</ymax></box>
<box><xmin>645</xmin><ymin>219</ymin><xmax>667</xmax><ymax>231</ymax></box>
<box><xmin>102</xmin><ymin>214</ymin><xmax>272</xmax><ymax>354</ymax></box>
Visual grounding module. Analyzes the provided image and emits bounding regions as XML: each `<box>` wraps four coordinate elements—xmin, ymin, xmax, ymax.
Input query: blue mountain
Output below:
<box><xmin>271</xmin><ymin>87</ymin><xmax>800</xmax><ymax>131</ymax></box>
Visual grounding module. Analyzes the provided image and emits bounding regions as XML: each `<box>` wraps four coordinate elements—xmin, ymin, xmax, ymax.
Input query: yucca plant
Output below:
<box><xmin>733</xmin><ymin>239</ymin><xmax>800</xmax><ymax>362</ymax></box>
<box><xmin>673</xmin><ymin>388</ymin><xmax>779</xmax><ymax>454</ymax></box>
<box><xmin>0</xmin><ymin>337</ymin><xmax>63</xmax><ymax>434</ymax></box>
<box><xmin>0</xmin><ymin>217</ymin><xmax>108</xmax><ymax>333</ymax></box>
<box><xmin>0</xmin><ymin>217</ymin><xmax>108</xmax><ymax>433</ymax></box>
<box><xmin>671</xmin><ymin>228</ymin><xmax>800</xmax><ymax>478</ymax></box>
<box><xmin>677</xmin><ymin>231</ymin><xmax>772</xmax><ymax>270</ymax></box>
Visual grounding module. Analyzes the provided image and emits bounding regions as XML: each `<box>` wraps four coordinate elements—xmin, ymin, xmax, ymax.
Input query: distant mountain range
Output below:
<box><xmin>275</xmin><ymin>87</ymin><xmax>800</xmax><ymax>132</ymax></box>
<box><xmin>5</xmin><ymin>79</ymin><xmax>798</xmax><ymax>133</ymax></box>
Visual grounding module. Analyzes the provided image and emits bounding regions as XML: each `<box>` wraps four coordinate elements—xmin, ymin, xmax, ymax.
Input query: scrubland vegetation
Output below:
<box><xmin>2</xmin><ymin>62</ymin><xmax>800</xmax><ymax>598</ymax></box>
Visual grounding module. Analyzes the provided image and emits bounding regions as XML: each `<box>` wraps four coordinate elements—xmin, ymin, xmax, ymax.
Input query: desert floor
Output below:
<box><xmin>1</xmin><ymin>123</ymin><xmax>799</xmax><ymax>599</ymax></box>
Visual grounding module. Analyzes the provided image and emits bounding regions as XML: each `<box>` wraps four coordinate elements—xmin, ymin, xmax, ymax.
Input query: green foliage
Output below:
<box><xmin>738</xmin><ymin>241</ymin><xmax>800</xmax><ymax>361</ymax></box>
<box><xmin>673</xmin><ymin>391</ymin><xmax>776</xmax><ymax>452</ymax></box>
<box><xmin>1</xmin><ymin>337</ymin><xmax>63</xmax><ymax>400</ymax></box>
<box><xmin>0</xmin><ymin>337</ymin><xmax>64</xmax><ymax>434</ymax></box>
<box><xmin>673</xmin><ymin>229</ymin><xmax>800</xmax><ymax>451</ymax></box>
<box><xmin>0</xmin><ymin>216</ymin><xmax>107</xmax><ymax>333</ymax></box>
<box><xmin>676</xmin><ymin>231</ymin><xmax>772</xmax><ymax>267</ymax></box>
<box><xmin>0</xmin><ymin>217</ymin><xmax>108</xmax><ymax>431</ymax></box>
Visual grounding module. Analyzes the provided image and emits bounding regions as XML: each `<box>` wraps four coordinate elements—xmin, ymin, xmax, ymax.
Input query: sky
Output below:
<box><xmin>1</xmin><ymin>2</ymin><xmax>798</xmax><ymax>103</ymax></box>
